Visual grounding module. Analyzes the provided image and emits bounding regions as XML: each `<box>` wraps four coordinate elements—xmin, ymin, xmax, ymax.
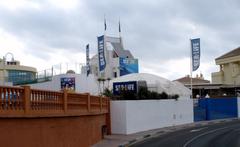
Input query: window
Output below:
<box><xmin>7</xmin><ymin>70</ymin><xmax>36</xmax><ymax>84</ymax></box>
<box><xmin>114</xmin><ymin>72</ymin><xmax>117</xmax><ymax>78</ymax></box>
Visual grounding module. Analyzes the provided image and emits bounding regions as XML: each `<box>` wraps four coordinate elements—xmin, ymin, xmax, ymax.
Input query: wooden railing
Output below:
<box><xmin>0</xmin><ymin>86</ymin><xmax>109</xmax><ymax>117</ymax></box>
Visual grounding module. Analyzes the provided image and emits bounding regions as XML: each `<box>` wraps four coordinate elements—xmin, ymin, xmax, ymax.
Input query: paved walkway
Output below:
<box><xmin>92</xmin><ymin>118</ymin><xmax>236</xmax><ymax>147</ymax></box>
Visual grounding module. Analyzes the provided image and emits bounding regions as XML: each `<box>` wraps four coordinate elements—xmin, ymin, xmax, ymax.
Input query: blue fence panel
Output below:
<box><xmin>194</xmin><ymin>99</ymin><xmax>208</xmax><ymax>121</ymax></box>
<box><xmin>194</xmin><ymin>106</ymin><xmax>206</xmax><ymax>121</ymax></box>
<box><xmin>194</xmin><ymin>98</ymin><xmax>238</xmax><ymax>121</ymax></box>
<box><xmin>207</xmin><ymin>98</ymin><xmax>237</xmax><ymax>120</ymax></box>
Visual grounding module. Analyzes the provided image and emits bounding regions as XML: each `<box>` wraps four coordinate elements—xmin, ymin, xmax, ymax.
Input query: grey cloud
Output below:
<box><xmin>85</xmin><ymin>0</ymin><xmax>240</xmax><ymax>62</ymax></box>
<box><xmin>0</xmin><ymin>0</ymin><xmax>239</xmax><ymax>80</ymax></box>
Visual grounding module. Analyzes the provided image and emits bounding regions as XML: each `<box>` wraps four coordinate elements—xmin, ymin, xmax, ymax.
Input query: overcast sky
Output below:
<box><xmin>0</xmin><ymin>0</ymin><xmax>239</xmax><ymax>81</ymax></box>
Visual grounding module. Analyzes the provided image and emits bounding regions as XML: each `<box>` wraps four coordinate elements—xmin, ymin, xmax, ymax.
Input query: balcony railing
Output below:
<box><xmin>0</xmin><ymin>86</ymin><xmax>109</xmax><ymax>117</ymax></box>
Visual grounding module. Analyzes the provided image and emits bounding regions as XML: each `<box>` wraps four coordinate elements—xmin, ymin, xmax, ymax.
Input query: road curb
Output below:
<box><xmin>118</xmin><ymin>118</ymin><xmax>239</xmax><ymax>147</ymax></box>
<box><xmin>118</xmin><ymin>134</ymin><xmax>152</xmax><ymax>147</ymax></box>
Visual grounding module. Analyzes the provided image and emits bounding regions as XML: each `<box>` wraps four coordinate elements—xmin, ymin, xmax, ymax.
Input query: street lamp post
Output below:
<box><xmin>3</xmin><ymin>52</ymin><xmax>15</xmax><ymax>86</ymax></box>
<box><xmin>2</xmin><ymin>56</ymin><xmax>6</xmax><ymax>86</ymax></box>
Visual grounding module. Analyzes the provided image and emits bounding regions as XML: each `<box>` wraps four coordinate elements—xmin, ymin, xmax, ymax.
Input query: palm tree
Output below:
<box><xmin>107</xmin><ymin>78</ymin><xmax>111</xmax><ymax>89</ymax></box>
<box><xmin>102</xmin><ymin>78</ymin><xmax>106</xmax><ymax>94</ymax></box>
<box><xmin>97</xmin><ymin>78</ymin><xmax>102</xmax><ymax>95</ymax></box>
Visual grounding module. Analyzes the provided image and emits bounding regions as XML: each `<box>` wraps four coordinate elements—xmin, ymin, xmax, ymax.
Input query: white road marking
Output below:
<box><xmin>234</xmin><ymin>128</ymin><xmax>240</xmax><ymax>131</ymax></box>
<box><xmin>190</xmin><ymin>127</ymin><xmax>208</xmax><ymax>132</ymax></box>
<box><xmin>183</xmin><ymin>126</ymin><xmax>230</xmax><ymax>147</ymax></box>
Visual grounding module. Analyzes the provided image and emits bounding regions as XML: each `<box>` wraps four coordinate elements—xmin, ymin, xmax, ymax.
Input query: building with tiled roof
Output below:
<box><xmin>174</xmin><ymin>74</ymin><xmax>210</xmax><ymax>85</ymax></box>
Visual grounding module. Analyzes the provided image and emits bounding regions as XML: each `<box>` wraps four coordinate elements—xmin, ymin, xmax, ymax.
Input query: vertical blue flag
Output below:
<box><xmin>191</xmin><ymin>38</ymin><xmax>200</xmax><ymax>71</ymax></box>
<box><xmin>98</xmin><ymin>35</ymin><xmax>106</xmax><ymax>71</ymax></box>
<box><xmin>86</xmin><ymin>44</ymin><xmax>90</xmax><ymax>76</ymax></box>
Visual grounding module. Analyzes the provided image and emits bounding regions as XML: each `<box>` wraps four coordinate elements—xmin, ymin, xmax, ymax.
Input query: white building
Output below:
<box><xmin>110</xmin><ymin>73</ymin><xmax>191</xmax><ymax>99</ymax></box>
<box><xmin>30</xmin><ymin>35</ymin><xmax>140</xmax><ymax>95</ymax></box>
<box><xmin>30</xmin><ymin>73</ymin><xmax>99</xmax><ymax>95</ymax></box>
<box><xmin>82</xmin><ymin>35</ymin><xmax>139</xmax><ymax>79</ymax></box>
<box><xmin>6</xmin><ymin>32</ymin><xmax>189</xmax><ymax>98</ymax></box>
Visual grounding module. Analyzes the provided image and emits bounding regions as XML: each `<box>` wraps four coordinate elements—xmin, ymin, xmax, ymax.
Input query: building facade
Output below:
<box><xmin>82</xmin><ymin>35</ymin><xmax>139</xmax><ymax>79</ymax></box>
<box><xmin>0</xmin><ymin>56</ymin><xmax>37</xmax><ymax>85</ymax></box>
<box><xmin>212</xmin><ymin>47</ymin><xmax>240</xmax><ymax>85</ymax></box>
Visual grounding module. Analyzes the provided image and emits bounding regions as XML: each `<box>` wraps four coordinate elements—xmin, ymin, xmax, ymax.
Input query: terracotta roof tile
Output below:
<box><xmin>174</xmin><ymin>76</ymin><xmax>210</xmax><ymax>85</ymax></box>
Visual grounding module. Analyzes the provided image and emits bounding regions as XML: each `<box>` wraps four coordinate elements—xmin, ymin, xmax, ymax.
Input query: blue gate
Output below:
<box><xmin>194</xmin><ymin>98</ymin><xmax>238</xmax><ymax>121</ymax></box>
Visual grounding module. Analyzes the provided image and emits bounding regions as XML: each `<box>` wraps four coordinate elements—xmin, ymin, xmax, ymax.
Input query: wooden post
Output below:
<box><xmin>22</xmin><ymin>86</ymin><xmax>31</xmax><ymax>114</ymax></box>
<box><xmin>87</xmin><ymin>93</ymin><xmax>90</xmax><ymax>112</ymax></box>
<box><xmin>63</xmin><ymin>89</ymin><xmax>68</xmax><ymax>113</ymax></box>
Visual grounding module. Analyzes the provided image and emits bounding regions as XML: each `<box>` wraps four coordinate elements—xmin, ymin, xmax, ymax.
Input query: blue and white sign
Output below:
<box><xmin>119</xmin><ymin>58</ymin><xmax>139</xmax><ymax>76</ymax></box>
<box><xmin>98</xmin><ymin>35</ymin><xmax>106</xmax><ymax>72</ymax></box>
<box><xmin>191</xmin><ymin>38</ymin><xmax>200</xmax><ymax>71</ymax></box>
<box><xmin>113</xmin><ymin>81</ymin><xmax>137</xmax><ymax>95</ymax></box>
<box><xmin>60</xmin><ymin>77</ymin><xmax>75</xmax><ymax>91</ymax></box>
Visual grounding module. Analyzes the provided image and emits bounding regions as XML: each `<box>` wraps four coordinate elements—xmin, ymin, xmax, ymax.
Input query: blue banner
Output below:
<box><xmin>191</xmin><ymin>38</ymin><xmax>200</xmax><ymax>71</ymax></box>
<box><xmin>86</xmin><ymin>44</ymin><xmax>90</xmax><ymax>76</ymax></box>
<box><xmin>119</xmin><ymin>58</ymin><xmax>139</xmax><ymax>76</ymax></box>
<box><xmin>113</xmin><ymin>81</ymin><xmax>137</xmax><ymax>95</ymax></box>
<box><xmin>98</xmin><ymin>35</ymin><xmax>106</xmax><ymax>71</ymax></box>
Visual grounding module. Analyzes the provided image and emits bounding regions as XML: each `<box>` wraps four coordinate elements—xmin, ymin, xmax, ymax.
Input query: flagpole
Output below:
<box><xmin>119</xmin><ymin>18</ymin><xmax>121</xmax><ymax>38</ymax></box>
<box><xmin>190</xmin><ymin>38</ymin><xmax>193</xmax><ymax>99</ymax></box>
<box><xmin>104</xmin><ymin>14</ymin><xmax>106</xmax><ymax>36</ymax></box>
<box><xmin>118</xmin><ymin>18</ymin><xmax>124</xmax><ymax>50</ymax></box>
<box><xmin>102</xmin><ymin>15</ymin><xmax>107</xmax><ymax>79</ymax></box>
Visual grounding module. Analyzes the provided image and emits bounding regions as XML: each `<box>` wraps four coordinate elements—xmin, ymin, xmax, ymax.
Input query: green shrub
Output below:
<box><xmin>103</xmin><ymin>87</ymin><xmax>179</xmax><ymax>100</ymax></box>
<box><xmin>102</xmin><ymin>88</ymin><xmax>113</xmax><ymax>98</ymax></box>
<box><xmin>138</xmin><ymin>87</ymin><xmax>149</xmax><ymax>99</ymax></box>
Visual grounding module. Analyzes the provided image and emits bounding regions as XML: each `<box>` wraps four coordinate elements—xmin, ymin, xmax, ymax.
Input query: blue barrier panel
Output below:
<box><xmin>194</xmin><ymin>98</ymin><xmax>207</xmax><ymax>121</ymax></box>
<box><xmin>207</xmin><ymin>98</ymin><xmax>237</xmax><ymax>120</ymax></box>
<box><xmin>198</xmin><ymin>99</ymin><xmax>207</xmax><ymax>108</ymax></box>
<box><xmin>194</xmin><ymin>106</ymin><xmax>206</xmax><ymax>121</ymax></box>
<box><xmin>194</xmin><ymin>98</ymin><xmax>238</xmax><ymax>121</ymax></box>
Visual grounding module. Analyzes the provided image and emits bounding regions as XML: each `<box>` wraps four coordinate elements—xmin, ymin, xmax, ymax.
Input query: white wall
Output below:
<box><xmin>111</xmin><ymin>99</ymin><xmax>193</xmax><ymax>134</ymax></box>
<box><xmin>237</xmin><ymin>98</ymin><xmax>240</xmax><ymax>117</ymax></box>
<box><xmin>29</xmin><ymin>74</ymin><xmax>99</xmax><ymax>95</ymax></box>
<box><xmin>110</xmin><ymin>101</ymin><xmax>128</xmax><ymax>134</ymax></box>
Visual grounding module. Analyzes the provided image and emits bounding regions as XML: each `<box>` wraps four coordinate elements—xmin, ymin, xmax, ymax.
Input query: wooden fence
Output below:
<box><xmin>0</xmin><ymin>86</ymin><xmax>109</xmax><ymax>117</ymax></box>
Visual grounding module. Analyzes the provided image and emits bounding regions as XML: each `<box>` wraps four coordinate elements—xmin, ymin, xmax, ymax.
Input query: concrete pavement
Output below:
<box><xmin>92</xmin><ymin>118</ymin><xmax>237</xmax><ymax>147</ymax></box>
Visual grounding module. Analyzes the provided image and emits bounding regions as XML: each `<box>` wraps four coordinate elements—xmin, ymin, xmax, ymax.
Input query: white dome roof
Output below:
<box><xmin>110</xmin><ymin>73</ymin><xmax>190</xmax><ymax>99</ymax></box>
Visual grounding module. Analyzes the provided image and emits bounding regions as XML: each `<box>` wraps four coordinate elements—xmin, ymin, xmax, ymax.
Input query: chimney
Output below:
<box><xmin>200</xmin><ymin>73</ymin><xmax>203</xmax><ymax>79</ymax></box>
<box><xmin>196</xmin><ymin>74</ymin><xmax>199</xmax><ymax>78</ymax></box>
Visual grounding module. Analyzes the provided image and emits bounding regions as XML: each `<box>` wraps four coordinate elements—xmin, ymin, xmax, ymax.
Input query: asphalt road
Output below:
<box><xmin>131</xmin><ymin>119</ymin><xmax>240</xmax><ymax>147</ymax></box>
